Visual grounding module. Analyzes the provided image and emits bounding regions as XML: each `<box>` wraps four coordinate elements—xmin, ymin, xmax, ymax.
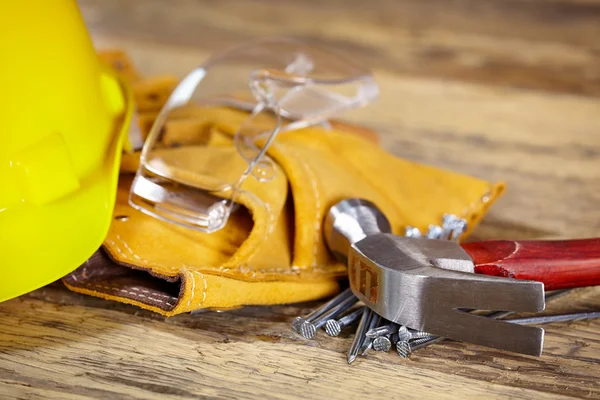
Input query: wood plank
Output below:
<box><xmin>1</xmin><ymin>289</ymin><xmax>594</xmax><ymax>400</ymax></box>
<box><xmin>78</xmin><ymin>0</ymin><xmax>600</xmax><ymax>96</ymax></box>
<box><xmin>1</xmin><ymin>1</ymin><xmax>599</xmax><ymax>398</ymax></box>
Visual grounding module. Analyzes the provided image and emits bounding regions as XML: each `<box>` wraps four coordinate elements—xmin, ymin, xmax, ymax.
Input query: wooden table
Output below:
<box><xmin>2</xmin><ymin>1</ymin><xmax>599</xmax><ymax>398</ymax></box>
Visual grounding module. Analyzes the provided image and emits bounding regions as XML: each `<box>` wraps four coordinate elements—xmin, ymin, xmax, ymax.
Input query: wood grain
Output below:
<box><xmin>1</xmin><ymin>285</ymin><xmax>599</xmax><ymax>399</ymax></box>
<box><xmin>1</xmin><ymin>0</ymin><xmax>599</xmax><ymax>398</ymax></box>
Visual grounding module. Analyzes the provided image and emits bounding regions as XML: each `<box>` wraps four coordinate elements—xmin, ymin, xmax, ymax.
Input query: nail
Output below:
<box><xmin>291</xmin><ymin>317</ymin><xmax>305</xmax><ymax>332</ymax></box>
<box><xmin>409</xmin><ymin>336</ymin><xmax>446</xmax><ymax>352</ymax></box>
<box><xmin>373</xmin><ymin>336</ymin><xmax>392</xmax><ymax>352</ymax></box>
<box><xmin>359</xmin><ymin>312</ymin><xmax>382</xmax><ymax>355</ymax></box>
<box><xmin>325</xmin><ymin>306</ymin><xmax>365</xmax><ymax>337</ymax></box>
<box><xmin>396</xmin><ymin>340</ymin><xmax>411</xmax><ymax>358</ymax></box>
<box><xmin>505</xmin><ymin>312</ymin><xmax>600</xmax><ymax>325</ymax></box>
<box><xmin>366</xmin><ymin>323</ymin><xmax>398</xmax><ymax>339</ymax></box>
<box><xmin>292</xmin><ymin>288</ymin><xmax>355</xmax><ymax>332</ymax></box>
<box><xmin>348</xmin><ymin>308</ymin><xmax>373</xmax><ymax>364</ymax></box>
<box><xmin>300</xmin><ymin>295</ymin><xmax>358</xmax><ymax>339</ymax></box>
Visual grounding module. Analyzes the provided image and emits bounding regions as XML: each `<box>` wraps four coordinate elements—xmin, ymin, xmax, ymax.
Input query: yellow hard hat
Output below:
<box><xmin>0</xmin><ymin>1</ymin><xmax>134</xmax><ymax>302</ymax></box>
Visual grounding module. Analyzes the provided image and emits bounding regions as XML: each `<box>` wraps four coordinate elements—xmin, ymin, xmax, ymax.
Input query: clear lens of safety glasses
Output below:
<box><xmin>129</xmin><ymin>37</ymin><xmax>379</xmax><ymax>233</ymax></box>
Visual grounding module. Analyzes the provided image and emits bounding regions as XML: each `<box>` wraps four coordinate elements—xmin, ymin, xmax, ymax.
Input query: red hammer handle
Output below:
<box><xmin>461</xmin><ymin>238</ymin><xmax>600</xmax><ymax>290</ymax></box>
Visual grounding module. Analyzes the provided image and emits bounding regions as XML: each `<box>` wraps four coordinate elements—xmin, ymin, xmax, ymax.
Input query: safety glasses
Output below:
<box><xmin>129</xmin><ymin>37</ymin><xmax>379</xmax><ymax>233</ymax></box>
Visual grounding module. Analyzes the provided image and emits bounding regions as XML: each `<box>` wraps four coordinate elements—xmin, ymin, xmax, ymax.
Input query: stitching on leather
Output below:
<box><xmin>80</xmin><ymin>265</ymin><xmax>120</xmax><ymax>279</ymax></box>
<box><xmin>81</xmin><ymin>283</ymin><xmax>176</xmax><ymax>307</ymax></box>
<box><xmin>130</xmin><ymin>287</ymin><xmax>171</xmax><ymax>297</ymax></box>
<box><xmin>107</xmin><ymin>235</ymin><xmax>178</xmax><ymax>272</ymax></box>
<box><xmin>220</xmin><ymin>264</ymin><xmax>334</xmax><ymax>274</ymax></box>
<box><xmin>108</xmin><ymin>234</ymin><xmax>336</xmax><ymax>276</ymax></box>
<box><xmin>195</xmin><ymin>270</ymin><xmax>208</xmax><ymax>305</ymax></box>
<box><xmin>116</xmin><ymin>234</ymin><xmax>146</xmax><ymax>264</ymax></box>
<box><xmin>182</xmin><ymin>269</ymin><xmax>208</xmax><ymax>309</ymax></box>
<box><xmin>245</xmin><ymin>191</ymin><xmax>276</xmax><ymax>238</ymax></box>
<box><xmin>107</xmin><ymin>208</ymin><xmax>337</xmax><ymax>277</ymax></box>
<box><xmin>184</xmin><ymin>269</ymin><xmax>196</xmax><ymax>308</ymax></box>
<box><xmin>94</xmin><ymin>284</ymin><xmax>177</xmax><ymax>301</ymax></box>
<box><xmin>264</xmin><ymin>201</ymin><xmax>275</xmax><ymax>235</ymax></box>
<box><xmin>270</xmin><ymin>142</ymin><xmax>323</xmax><ymax>269</ymax></box>
<box><xmin>106</xmin><ymin>235</ymin><xmax>139</xmax><ymax>259</ymax></box>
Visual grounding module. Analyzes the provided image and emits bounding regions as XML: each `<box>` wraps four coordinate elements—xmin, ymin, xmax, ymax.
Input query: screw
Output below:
<box><xmin>366</xmin><ymin>323</ymin><xmax>398</xmax><ymax>339</ymax></box>
<box><xmin>300</xmin><ymin>295</ymin><xmax>358</xmax><ymax>339</ymax></box>
<box><xmin>373</xmin><ymin>336</ymin><xmax>392</xmax><ymax>352</ymax></box>
<box><xmin>292</xmin><ymin>288</ymin><xmax>355</xmax><ymax>332</ymax></box>
<box><xmin>325</xmin><ymin>306</ymin><xmax>365</xmax><ymax>336</ymax></box>
<box><xmin>397</xmin><ymin>325</ymin><xmax>434</xmax><ymax>341</ymax></box>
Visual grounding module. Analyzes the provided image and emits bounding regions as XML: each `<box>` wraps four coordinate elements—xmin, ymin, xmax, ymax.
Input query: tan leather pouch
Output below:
<box><xmin>62</xmin><ymin>51</ymin><xmax>504</xmax><ymax>316</ymax></box>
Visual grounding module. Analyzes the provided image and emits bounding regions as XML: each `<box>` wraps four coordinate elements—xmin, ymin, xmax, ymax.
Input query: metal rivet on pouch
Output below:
<box><xmin>426</xmin><ymin>225</ymin><xmax>443</xmax><ymax>239</ymax></box>
<box><xmin>404</xmin><ymin>226</ymin><xmax>422</xmax><ymax>238</ymax></box>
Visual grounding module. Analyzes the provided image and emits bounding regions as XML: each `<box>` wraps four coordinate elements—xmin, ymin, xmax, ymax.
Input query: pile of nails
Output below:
<box><xmin>292</xmin><ymin>214</ymin><xmax>467</xmax><ymax>364</ymax></box>
<box><xmin>291</xmin><ymin>290</ymin><xmax>434</xmax><ymax>363</ymax></box>
<box><xmin>291</xmin><ymin>214</ymin><xmax>600</xmax><ymax>364</ymax></box>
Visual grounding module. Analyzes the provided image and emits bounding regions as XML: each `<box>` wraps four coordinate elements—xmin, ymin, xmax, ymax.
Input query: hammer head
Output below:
<box><xmin>349</xmin><ymin>234</ymin><xmax>546</xmax><ymax>356</ymax></box>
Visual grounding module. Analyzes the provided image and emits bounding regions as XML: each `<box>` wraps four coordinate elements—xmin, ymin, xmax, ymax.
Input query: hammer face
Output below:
<box><xmin>349</xmin><ymin>234</ymin><xmax>546</xmax><ymax>356</ymax></box>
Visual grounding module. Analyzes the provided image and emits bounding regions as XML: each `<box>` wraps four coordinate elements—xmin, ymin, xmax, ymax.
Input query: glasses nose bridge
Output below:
<box><xmin>250</xmin><ymin>72</ymin><xmax>378</xmax><ymax>124</ymax></box>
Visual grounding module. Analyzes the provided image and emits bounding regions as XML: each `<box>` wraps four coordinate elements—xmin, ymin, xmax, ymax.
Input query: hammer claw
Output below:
<box><xmin>351</xmin><ymin>234</ymin><xmax>546</xmax><ymax>355</ymax></box>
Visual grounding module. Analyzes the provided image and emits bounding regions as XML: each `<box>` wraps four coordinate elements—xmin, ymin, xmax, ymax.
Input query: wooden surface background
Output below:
<box><xmin>2</xmin><ymin>0</ymin><xmax>599</xmax><ymax>398</ymax></box>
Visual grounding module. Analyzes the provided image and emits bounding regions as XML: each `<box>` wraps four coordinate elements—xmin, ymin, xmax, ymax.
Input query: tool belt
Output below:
<box><xmin>62</xmin><ymin>50</ymin><xmax>504</xmax><ymax>316</ymax></box>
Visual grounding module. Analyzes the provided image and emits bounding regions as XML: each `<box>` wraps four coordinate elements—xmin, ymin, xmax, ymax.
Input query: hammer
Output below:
<box><xmin>324</xmin><ymin>199</ymin><xmax>600</xmax><ymax>356</ymax></box>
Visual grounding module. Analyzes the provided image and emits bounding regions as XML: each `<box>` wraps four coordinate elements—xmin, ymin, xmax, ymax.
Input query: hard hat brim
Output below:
<box><xmin>0</xmin><ymin>71</ymin><xmax>134</xmax><ymax>303</ymax></box>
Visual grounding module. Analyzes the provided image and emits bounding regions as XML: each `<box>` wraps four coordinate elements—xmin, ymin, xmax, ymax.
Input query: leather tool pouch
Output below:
<box><xmin>63</xmin><ymin>51</ymin><xmax>504</xmax><ymax>316</ymax></box>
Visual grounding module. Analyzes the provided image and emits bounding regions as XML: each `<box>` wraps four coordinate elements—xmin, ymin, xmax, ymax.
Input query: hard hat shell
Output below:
<box><xmin>0</xmin><ymin>1</ymin><xmax>133</xmax><ymax>302</ymax></box>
